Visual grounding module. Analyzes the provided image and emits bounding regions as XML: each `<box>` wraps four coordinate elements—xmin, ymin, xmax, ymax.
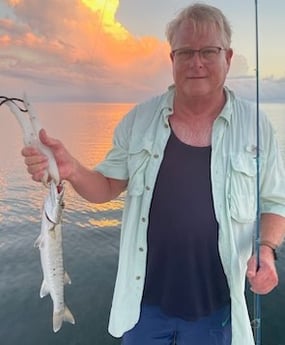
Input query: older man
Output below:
<box><xmin>22</xmin><ymin>3</ymin><xmax>285</xmax><ymax>345</ymax></box>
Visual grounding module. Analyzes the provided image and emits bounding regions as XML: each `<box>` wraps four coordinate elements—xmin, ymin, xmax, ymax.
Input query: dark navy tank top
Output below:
<box><xmin>142</xmin><ymin>130</ymin><xmax>230</xmax><ymax>320</ymax></box>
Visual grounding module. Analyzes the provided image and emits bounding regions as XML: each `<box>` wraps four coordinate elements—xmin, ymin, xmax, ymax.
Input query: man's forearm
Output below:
<box><xmin>260</xmin><ymin>213</ymin><xmax>285</xmax><ymax>248</ymax></box>
<box><xmin>69</xmin><ymin>161</ymin><xmax>128</xmax><ymax>203</ymax></box>
<box><xmin>246</xmin><ymin>213</ymin><xmax>284</xmax><ymax>294</ymax></box>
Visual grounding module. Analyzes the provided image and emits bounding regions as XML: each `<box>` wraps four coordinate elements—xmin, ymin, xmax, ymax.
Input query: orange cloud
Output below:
<box><xmin>0</xmin><ymin>34</ymin><xmax>11</xmax><ymax>45</ymax></box>
<box><xmin>82</xmin><ymin>0</ymin><xmax>129</xmax><ymax>40</ymax></box>
<box><xmin>0</xmin><ymin>0</ymin><xmax>172</xmax><ymax>101</ymax></box>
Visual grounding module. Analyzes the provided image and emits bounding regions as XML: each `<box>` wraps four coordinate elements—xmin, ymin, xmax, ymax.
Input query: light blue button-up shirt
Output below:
<box><xmin>96</xmin><ymin>86</ymin><xmax>285</xmax><ymax>344</ymax></box>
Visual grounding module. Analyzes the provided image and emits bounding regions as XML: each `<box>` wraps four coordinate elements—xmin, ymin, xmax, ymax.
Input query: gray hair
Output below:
<box><xmin>165</xmin><ymin>3</ymin><xmax>232</xmax><ymax>49</ymax></box>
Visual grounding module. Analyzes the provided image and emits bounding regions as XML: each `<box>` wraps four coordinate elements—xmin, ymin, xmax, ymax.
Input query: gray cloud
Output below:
<box><xmin>227</xmin><ymin>76</ymin><xmax>285</xmax><ymax>103</ymax></box>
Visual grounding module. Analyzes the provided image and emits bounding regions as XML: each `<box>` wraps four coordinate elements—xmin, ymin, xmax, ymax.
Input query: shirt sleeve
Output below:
<box><xmin>260</xmin><ymin>112</ymin><xmax>285</xmax><ymax>217</ymax></box>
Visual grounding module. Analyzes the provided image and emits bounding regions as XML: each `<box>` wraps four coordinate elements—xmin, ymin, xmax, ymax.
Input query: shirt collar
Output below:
<box><xmin>218</xmin><ymin>86</ymin><xmax>234</xmax><ymax>123</ymax></box>
<box><xmin>158</xmin><ymin>84</ymin><xmax>234</xmax><ymax>123</ymax></box>
<box><xmin>160</xmin><ymin>84</ymin><xmax>175</xmax><ymax>122</ymax></box>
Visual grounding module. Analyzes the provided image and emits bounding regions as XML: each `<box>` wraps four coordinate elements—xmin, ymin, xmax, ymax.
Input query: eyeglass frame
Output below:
<box><xmin>170</xmin><ymin>46</ymin><xmax>227</xmax><ymax>63</ymax></box>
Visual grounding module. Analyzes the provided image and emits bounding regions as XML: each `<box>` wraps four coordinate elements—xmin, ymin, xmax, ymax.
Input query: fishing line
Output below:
<box><xmin>0</xmin><ymin>96</ymin><xmax>28</xmax><ymax>112</ymax></box>
<box><xmin>252</xmin><ymin>0</ymin><xmax>262</xmax><ymax>344</ymax></box>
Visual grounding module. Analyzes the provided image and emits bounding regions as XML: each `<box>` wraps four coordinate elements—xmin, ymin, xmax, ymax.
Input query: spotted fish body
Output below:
<box><xmin>2</xmin><ymin>94</ymin><xmax>74</xmax><ymax>332</ymax></box>
<box><xmin>35</xmin><ymin>181</ymin><xmax>75</xmax><ymax>332</ymax></box>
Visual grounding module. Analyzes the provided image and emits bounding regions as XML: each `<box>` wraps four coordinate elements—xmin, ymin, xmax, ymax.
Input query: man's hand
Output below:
<box><xmin>21</xmin><ymin>129</ymin><xmax>76</xmax><ymax>183</ymax></box>
<box><xmin>246</xmin><ymin>245</ymin><xmax>278</xmax><ymax>294</ymax></box>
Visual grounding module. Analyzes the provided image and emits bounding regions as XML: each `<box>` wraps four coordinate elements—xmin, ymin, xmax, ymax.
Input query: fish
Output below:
<box><xmin>34</xmin><ymin>180</ymin><xmax>75</xmax><ymax>332</ymax></box>
<box><xmin>1</xmin><ymin>94</ymin><xmax>74</xmax><ymax>332</ymax></box>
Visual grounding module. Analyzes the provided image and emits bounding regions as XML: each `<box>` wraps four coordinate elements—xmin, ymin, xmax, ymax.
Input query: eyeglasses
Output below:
<box><xmin>171</xmin><ymin>46</ymin><xmax>226</xmax><ymax>64</ymax></box>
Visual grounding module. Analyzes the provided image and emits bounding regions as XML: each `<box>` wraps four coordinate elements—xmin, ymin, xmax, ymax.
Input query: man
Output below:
<box><xmin>22</xmin><ymin>3</ymin><xmax>285</xmax><ymax>345</ymax></box>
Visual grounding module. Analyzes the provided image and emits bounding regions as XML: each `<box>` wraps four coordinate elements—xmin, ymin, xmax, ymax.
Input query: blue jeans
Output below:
<box><xmin>122</xmin><ymin>304</ymin><xmax>231</xmax><ymax>345</ymax></box>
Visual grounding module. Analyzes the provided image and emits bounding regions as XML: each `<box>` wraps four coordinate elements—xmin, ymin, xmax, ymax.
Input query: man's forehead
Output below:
<box><xmin>172</xmin><ymin>20</ymin><xmax>221</xmax><ymax>46</ymax></box>
<box><xmin>177</xmin><ymin>19</ymin><xmax>220</xmax><ymax>36</ymax></box>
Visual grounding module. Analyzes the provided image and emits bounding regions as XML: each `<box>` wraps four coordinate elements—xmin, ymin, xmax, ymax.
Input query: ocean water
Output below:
<box><xmin>0</xmin><ymin>101</ymin><xmax>284</xmax><ymax>345</ymax></box>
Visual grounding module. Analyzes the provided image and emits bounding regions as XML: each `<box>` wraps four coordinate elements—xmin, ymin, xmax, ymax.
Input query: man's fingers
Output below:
<box><xmin>21</xmin><ymin>146</ymin><xmax>39</xmax><ymax>157</ymax></box>
<box><xmin>24</xmin><ymin>153</ymin><xmax>48</xmax><ymax>166</ymax></box>
<box><xmin>32</xmin><ymin>171</ymin><xmax>47</xmax><ymax>182</ymax></box>
<box><xmin>250</xmin><ymin>276</ymin><xmax>278</xmax><ymax>295</ymax></box>
<box><xmin>246</xmin><ymin>256</ymin><xmax>257</xmax><ymax>279</ymax></box>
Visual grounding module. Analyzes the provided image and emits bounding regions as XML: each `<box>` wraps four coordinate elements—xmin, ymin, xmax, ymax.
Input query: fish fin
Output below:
<box><xmin>40</xmin><ymin>280</ymin><xmax>49</xmax><ymax>298</ymax></box>
<box><xmin>34</xmin><ymin>235</ymin><xmax>44</xmax><ymax>249</ymax></box>
<box><xmin>52</xmin><ymin>305</ymin><xmax>75</xmax><ymax>332</ymax></box>
<box><xmin>64</xmin><ymin>305</ymin><xmax>75</xmax><ymax>325</ymax></box>
<box><xmin>64</xmin><ymin>272</ymin><xmax>72</xmax><ymax>285</ymax></box>
<box><xmin>53</xmin><ymin>311</ymin><xmax>64</xmax><ymax>333</ymax></box>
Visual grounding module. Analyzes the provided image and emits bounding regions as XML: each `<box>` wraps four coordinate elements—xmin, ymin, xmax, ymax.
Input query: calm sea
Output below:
<box><xmin>0</xmin><ymin>102</ymin><xmax>284</xmax><ymax>345</ymax></box>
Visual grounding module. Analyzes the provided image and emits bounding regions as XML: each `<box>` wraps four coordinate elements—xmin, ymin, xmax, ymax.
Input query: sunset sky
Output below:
<box><xmin>0</xmin><ymin>0</ymin><xmax>284</xmax><ymax>103</ymax></box>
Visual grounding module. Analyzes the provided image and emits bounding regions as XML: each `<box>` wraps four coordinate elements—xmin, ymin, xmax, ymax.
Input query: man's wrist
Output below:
<box><xmin>260</xmin><ymin>240</ymin><xmax>278</xmax><ymax>260</ymax></box>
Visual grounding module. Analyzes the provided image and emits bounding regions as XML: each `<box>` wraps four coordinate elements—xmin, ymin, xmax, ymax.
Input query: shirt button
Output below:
<box><xmin>142</xmin><ymin>217</ymin><xmax>146</xmax><ymax>222</ymax></box>
<box><xmin>139</xmin><ymin>247</ymin><xmax>144</xmax><ymax>252</ymax></box>
<box><xmin>136</xmin><ymin>276</ymin><xmax>141</xmax><ymax>280</ymax></box>
<box><xmin>153</xmin><ymin>154</ymin><xmax>159</xmax><ymax>159</ymax></box>
<box><xmin>164</xmin><ymin>123</ymin><xmax>169</xmax><ymax>128</ymax></box>
<box><xmin>145</xmin><ymin>186</ymin><xmax>150</xmax><ymax>191</ymax></box>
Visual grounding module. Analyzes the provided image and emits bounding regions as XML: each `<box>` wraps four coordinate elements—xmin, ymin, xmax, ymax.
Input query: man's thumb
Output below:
<box><xmin>246</xmin><ymin>256</ymin><xmax>257</xmax><ymax>278</ymax></box>
<box><xmin>39</xmin><ymin>128</ymin><xmax>54</xmax><ymax>147</ymax></box>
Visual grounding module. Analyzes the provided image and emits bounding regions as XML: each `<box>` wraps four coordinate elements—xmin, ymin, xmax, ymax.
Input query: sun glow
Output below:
<box><xmin>81</xmin><ymin>0</ymin><xmax>128</xmax><ymax>40</ymax></box>
<box><xmin>8</xmin><ymin>0</ymin><xmax>21</xmax><ymax>5</ymax></box>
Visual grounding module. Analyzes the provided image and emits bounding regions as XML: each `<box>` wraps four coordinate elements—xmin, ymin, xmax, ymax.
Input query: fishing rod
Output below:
<box><xmin>253</xmin><ymin>0</ymin><xmax>262</xmax><ymax>344</ymax></box>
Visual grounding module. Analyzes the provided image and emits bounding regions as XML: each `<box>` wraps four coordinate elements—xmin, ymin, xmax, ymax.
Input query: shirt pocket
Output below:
<box><xmin>230</xmin><ymin>154</ymin><xmax>257</xmax><ymax>223</ymax></box>
<box><xmin>127</xmin><ymin>142</ymin><xmax>152</xmax><ymax>196</ymax></box>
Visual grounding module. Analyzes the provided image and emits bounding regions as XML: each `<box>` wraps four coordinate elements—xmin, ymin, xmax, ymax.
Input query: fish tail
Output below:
<box><xmin>53</xmin><ymin>311</ymin><xmax>63</xmax><ymax>333</ymax></box>
<box><xmin>53</xmin><ymin>305</ymin><xmax>75</xmax><ymax>333</ymax></box>
<box><xmin>64</xmin><ymin>305</ymin><xmax>75</xmax><ymax>324</ymax></box>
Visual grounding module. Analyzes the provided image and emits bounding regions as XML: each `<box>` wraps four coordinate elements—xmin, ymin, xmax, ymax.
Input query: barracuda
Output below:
<box><xmin>0</xmin><ymin>94</ymin><xmax>75</xmax><ymax>332</ymax></box>
<box><xmin>34</xmin><ymin>181</ymin><xmax>75</xmax><ymax>332</ymax></box>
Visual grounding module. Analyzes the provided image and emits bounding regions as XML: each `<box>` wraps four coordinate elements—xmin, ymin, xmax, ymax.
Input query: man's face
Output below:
<box><xmin>170</xmin><ymin>20</ymin><xmax>233</xmax><ymax>100</ymax></box>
